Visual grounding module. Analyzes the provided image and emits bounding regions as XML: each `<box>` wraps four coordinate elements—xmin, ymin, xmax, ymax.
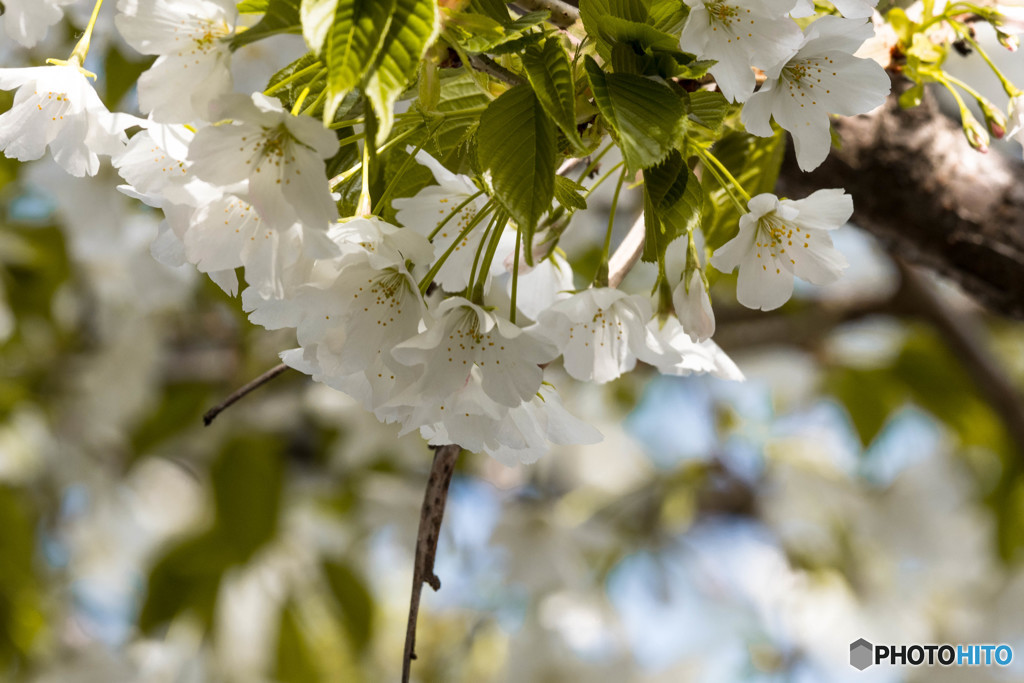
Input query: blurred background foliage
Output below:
<box><xmin>1</xmin><ymin>9</ymin><xmax>1024</xmax><ymax>683</ymax></box>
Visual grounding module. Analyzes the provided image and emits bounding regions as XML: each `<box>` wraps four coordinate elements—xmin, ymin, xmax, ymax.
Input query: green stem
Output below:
<box><xmin>373</xmin><ymin>141</ymin><xmax>428</xmax><ymax>215</ymax></box>
<box><xmin>695</xmin><ymin>145</ymin><xmax>751</xmax><ymax>204</ymax></box>
<box><xmin>328</xmin><ymin>126</ymin><xmax>419</xmax><ymax>190</ymax></box>
<box><xmin>291</xmin><ymin>86</ymin><xmax>311</xmax><ymax>115</ymax></box>
<box><xmin>510</xmin><ymin>228</ymin><xmax>522</xmax><ymax>324</ymax></box>
<box><xmin>467</xmin><ymin>216</ymin><xmax>495</xmax><ymax>300</ymax></box>
<box><xmin>943</xmin><ymin>72</ymin><xmax>989</xmax><ymax>103</ymax></box>
<box><xmin>300</xmin><ymin>87</ymin><xmax>328</xmax><ymax>117</ymax></box>
<box><xmin>577</xmin><ymin>142</ymin><xmax>614</xmax><ymax>184</ymax></box>
<box><xmin>418</xmin><ymin>201</ymin><xmax>496</xmax><ymax>294</ymax></box>
<box><xmin>62</xmin><ymin>0</ymin><xmax>105</xmax><ymax>69</ymax></box>
<box><xmin>329</xmin><ymin>106</ymin><xmax>486</xmax><ymax>131</ymax></box>
<box><xmin>357</xmin><ymin>139</ymin><xmax>373</xmax><ymax>216</ymax></box>
<box><xmin>473</xmin><ymin>212</ymin><xmax>508</xmax><ymax>303</ymax></box>
<box><xmin>596</xmin><ymin>166</ymin><xmax>627</xmax><ymax>287</ymax></box>
<box><xmin>582</xmin><ymin>160</ymin><xmax>625</xmax><ymax>201</ymax></box>
<box><xmin>264</xmin><ymin>64</ymin><xmax>325</xmax><ymax>96</ymax></box>
<box><xmin>428</xmin><ymin>191</ymin><xmax>484</xmax><ymax>241</ymax></box>
<box><xmin>951</xmin><ymin>21</ymin><xmax>1022</xmax><ymax>96</ymax></box>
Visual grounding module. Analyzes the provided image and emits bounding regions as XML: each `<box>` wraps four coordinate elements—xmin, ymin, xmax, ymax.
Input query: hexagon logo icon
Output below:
<box><xmin>850</xmin><ymin>638</ymin><xmax>874</xmax><ymax>670</ymax></box>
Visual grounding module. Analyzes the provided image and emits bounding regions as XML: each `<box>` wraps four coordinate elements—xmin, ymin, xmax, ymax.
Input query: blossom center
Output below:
<box><xmin>34</xmin><ymin>90</ymin><xmax>73</xmax><ymax>121</ymax></box>
<box><xmin>754</xmin><ymin>214</ymin><xmax>812</xmax><ymax>273</ymax></box>
<box><xmin>781</xmin><ymin>57</ymin><xmax>838</xmax><ymax>106</ymax></box>
<box><xmin>177</xmin><ymin>18</ymin><xmax>231</xmax><ymax>56</ymax></box>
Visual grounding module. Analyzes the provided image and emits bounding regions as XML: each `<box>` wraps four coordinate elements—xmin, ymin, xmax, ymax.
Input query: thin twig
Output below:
<box><xmin>510</xmin><ymin>0</ymin><xmax>580</xmax><ymax>27</ymax></box>
<box><xmin>467</xmin><ymin>54</ymin><xmax>524</xmax><ymax>86</ymax></box>
<box><xmin>402</xmin><ymin>444</ymin><xmax>461</xmax><ymax>682</ymax></box>
<box><xmin>608</xmin><ymin>212</ymin><xmax>646</xmax><ymax>288</ymax></box>
<box><xmin>202</xmin><ymin>362</ymin><xmax>290</xmax><ymax>426</ymax></box>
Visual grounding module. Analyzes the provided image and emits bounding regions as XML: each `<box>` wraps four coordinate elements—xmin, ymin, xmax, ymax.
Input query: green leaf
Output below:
<box><xmin>687</xmin><ymin>90</ymin><xmax>729</xmax><ymax>132</ymax></box>
<box><xmin>594</xmin><ymin>15</ymin><xmax>679</xmax><ymax>56</ymax></box>
<box><xmin>212</xmin><ymin>438</ymin><xmax>284</xmax><ymax>560</ymax></box>
<box><xmin>425</xmin><ymin>72</ymin><xmax>488</xmax><ymax>169</ymax></box>
<box><xmin>477</xmin><ymin>84</ymin><xmax>557</xmax><ymax>261</ymax></box>
<box><xmin>554</xmin><ymin>174</ymin><xmax>588</xmax><ymax>211</ymax></box>
<box><xmin>266</xmin><ymin>52</ymin><xmax>327</xmax><ymax>114</ymax></box>
<box><xmin>322</xmin><ymin>0</ymin><xmax>397</xmax><ymax>122</ymax></box>
<box><xmin>648</xmin><ymin>0</ymin><xmax>689</xmax><ymax>33</ymax></box>
<box><xmin>584</xmin><ymin>56</ymin><xmax>684</xmax><ymax>171</ymax></box>
<box><xmin>230</xmin><ymin>0</ymin><xmax>301</xmax><ymax>50</ymax></box>
<box><xmin>469</xmin><ymin>0</ymin><xmax>511</xmax><ymax>22</ymax></box>
<box><xmin>275</xmin><ymin>603</ymin><xmax>322</xmax><ymax>683</ymax></box>
<box><xmin>0</xmin><ymin>488</ymin><xmax>43</xmax><ymax>668</ymax></box>
<box><xmin>300</xmin><ymin>0</ymin><xmax>339</xmax><ymax>52</ymax></box>
<box><xmin>139</xmin><ymin>533</ymin><xmax>231</xmax><ymax>632</ymax></box>
<box><xmin>238</xmin><ymin>0</ymin><xmax>270</xmax><ymax>12</ymax></box>
<box><xmin>580</xmin><ymin>0</ymin><xmax>650</xmax><ymax>59</ymax></box>
<box><xmin>522</xmin><ymin>37</ymin><xmax>586</xmax><ymax>153</ymax></box>
<box><xmin>139</xmin><ymin>439</ymin><xmax>285</xmax><ymax>633</ymax></box>
<box><xmin>323</xmin><ymin>561</ymin><xmax>375</xmax><ymax>655</ymax></box>
<box><xmin>445</xmin><ymin>10</ymin><xmax>548</xmax><ymax>53</ymax></box>
<box><xmin>365</xmin><ymin>0</ymin><xmax>440</xmax><ymax>142</ymax></box>
<box><xmin>642</xmin><ymin>149</ymin><xmax>702</xmax><ymax>263</ymax></box>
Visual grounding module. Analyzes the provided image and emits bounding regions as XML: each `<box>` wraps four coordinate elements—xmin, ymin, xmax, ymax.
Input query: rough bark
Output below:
<box><xmin>777</xmin><ymin>78</ymin><xmax>1024</xmax><ymax>320</ymax></box>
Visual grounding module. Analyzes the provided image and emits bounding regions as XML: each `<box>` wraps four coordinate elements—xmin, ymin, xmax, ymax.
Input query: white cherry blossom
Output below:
<box><xmin>673</xmin><ymin>270</ymin><xmax>716</xmax><ymax>343</ymax></box>
<box><xmin>115</xmin><ymin>0</ymin><xmax>236</xmax><ymax>123</ymax></box>
<box><xmin>391</xmin><ymin>297</ymin><xmax>556</xmax><ymax>408</ymax></box>
<box><xmin>741</xmin><ymin>16</ymin><xmax>890</xmax><ymax>171</ymax></box>
<box><xmin>188</xmin><ymin>93</ymin><xmax>339</xmax><ymax>230</ymax></box>
<box><xmin>328</xmin><ymin>215</ymin><xmax>435</xmax><ymax>271</ymax></box>
<box><xmin>0</xmin><ymin>65</ymin><xmax>136</xmax><ymax>177</ymax></box>
<box><xmin>393</xmin><ymin>150</ymin><xmax>492</xmax><ymax>292</ymax></box>
<box><xmin>710</xmin><ymin>190</ymin><xmax>852</xmax><ymax>311</ymax></box>
<box><xmin>2</xmin><ymin>0</ymin><xmax>77</xmax><ymax>47</ymax></box>
<box><xmin>790</xmin><ymin>0</ymin><xmax>877</xmax><ymax>18</ymax></box>
<box><xmin>679</xmin><ymin>0</ymin><xmax>803</xmax><ymax>102</ymax></box>
<box><xmin>421</xmin><ymin>380</ymin><xmax>602</xmax><ymax>465</ymax></box>
<box><xmin>645</xmin><ymin>317</ymin><xmax>744</xmax><ymax>380</ymax></box>
<box><xmin>535</xmin><ymin>288</ymin><xmax>659</xmax><ymax>384</ymax></box>
<box><xmin>113</xmin><ymin>122</ymin><xmax>222</xmax><ymax>207</ymax></box>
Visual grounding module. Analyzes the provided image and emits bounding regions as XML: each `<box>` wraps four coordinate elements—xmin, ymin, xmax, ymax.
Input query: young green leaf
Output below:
<box><xmin>522</xmin><ymin>37</ymin><xmax>587</xmax><ymax>153</ymax></box>
<box><xmin>584</xmin><ymin>56</ymin><xmax>684</xmax><ymax>171</ymax></box>
<box><xmin>230</xmin><ymin>0</ymin><xmax>301</xmax><ymax>50</ymax></box>
<box><xmin>642</xmin><ymin>149</ymin><xmax>702</xmax><ymax>263</ymax></box>
<box><xmin>687</xmin><ymin>90</ymin><xmax>730</xmax><ymax>132</ymax></box>
<box><xmin>477</xmin><ymin>84</ymin><xmax>557</xmax><ymax>263</ymax></box>
<box><xmin>238</xmin><ymin>0</ymin><xmax>270</xmax><ymax>12</ymax></box>
<box><xmin>322</xmin><ymin>0</ymin><xmax>397</xmax><ymax>122</ymax></box>
<box><xmin>300</xmin><ymin>0</ymin><xmax>338</xmax><ymax>52</ymax></box>
<box><xmin>554</xmin><ymin>174</ymin><xmax>588</xmax><ymax>211</ymax></box>
<box><xmin>364</xmin><ymin>0</ymin><xmax>440</xmax><ymax>143</ymax></box>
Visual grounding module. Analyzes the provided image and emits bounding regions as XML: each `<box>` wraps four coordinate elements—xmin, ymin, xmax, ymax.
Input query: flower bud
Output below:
<box><xmin>996</xmin><ymin>27</ymin><xmax>1020</xmax><ymax>52</ymax></box>
<box><xmin>979</xmin><ymin>98</ymin><xmax>1008</xmax><ymax>138</ymax></box>
<box><xmin>672</xmin><ymin>269</ymin><xmax>715</xmax><ymax>343</ymax></box>
<box><xmin>962</xmin><ymin>110</ymin><xmax>991</xmax><ymax>152</ymax></box>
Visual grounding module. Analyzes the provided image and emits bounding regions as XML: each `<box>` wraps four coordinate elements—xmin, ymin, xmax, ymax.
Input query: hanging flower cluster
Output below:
<box><xmin>1</xmin><ymin>0</ymin><xmax>1021</xmax><ymax>463</ymax></box>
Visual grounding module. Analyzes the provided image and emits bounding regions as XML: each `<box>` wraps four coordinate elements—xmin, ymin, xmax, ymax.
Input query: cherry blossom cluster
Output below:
<box><xmin>1</xmin><ymin>0</ymin><xmax>1020</xmax><ymax>463</ymax></box>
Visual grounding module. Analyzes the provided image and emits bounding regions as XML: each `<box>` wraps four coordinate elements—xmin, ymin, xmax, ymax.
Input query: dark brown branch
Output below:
<box><xmin>894</xmin><ymin>258</ymin><xmax>1024</xmax><ymax>455</ymax></box>
<box><xmin>202</xmin><ymin>362</ymin><xmax>290</xmax><ymax>426</ymax></box>
<box><xmin>510</xmin><ymin>0</ymin><xmax>580</xmax><ymax>27</ymax></box>
<box><xmin>777</xmin><ymin>76</ymin><xmax>1024</xmax><ymax>320</ymax></box>
<box><xmin>402</xmin><ymin>444</ymin><xmax>461</xmax><ymax>683</ymax></box>
<box><xmin>714</xmin><ymin>256</ymin><xmax>1024</xmax><ymax>454</ymax></box>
